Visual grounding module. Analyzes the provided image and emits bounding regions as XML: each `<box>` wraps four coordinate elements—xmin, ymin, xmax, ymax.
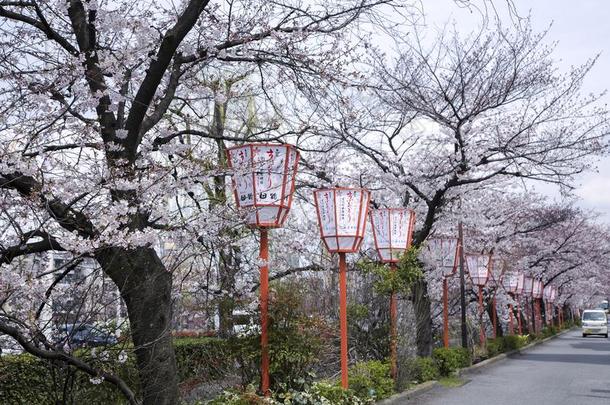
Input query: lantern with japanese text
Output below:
<box><xmin>502</xmin><ymin>273</ymin><xmax>522</xmax><ymax>335</ymax></box>
<box><xmin>532</xmin><ymin>280</ymin><xmax>544</xmax><ymax>332</ymax></box>
<box><xmin>314</xmin><ymin>188</ymin><xmax>370</xmax><ymax>253</ymax></box>
<box><xmin>466</xmin><ymin>254</ymin><xmax>491</xmax><ymax>345</ymax></box>
<box><xmin>227</xmin><ymin>143</ymin><xmax>300</xmax><ymax>396</ymax></box>
<box><xmin>370</xmin><ymin>208</ymin><xmax>416</xmax><ymax>263</ymax></box>
<box><xmin>466</xmin><ymin>254</ymin><xmax>490</xmax><ymax>287</ymax></box>
<box><xmin>369</xmin><ymin>208</ymin><xmax>415</xmax><ymax>380</ymax></box>
<box><xmin>424</xmin><ymin>237</ymin><xmax>461</xmax><ymax>348</ymax></box>
<box><xmin>314</xmin><ymin>187</ymin><xmax>370</xmax><ymax>389</ymax></box>
<box><xmin>522</xmin><ymin>276</ymin><xmax>535</xmax><ymax>333</ymax></box>
<box><xmin>227</xmin><ymin>144</ymin><xmax>299</xmax><ymax>228</ymax></box>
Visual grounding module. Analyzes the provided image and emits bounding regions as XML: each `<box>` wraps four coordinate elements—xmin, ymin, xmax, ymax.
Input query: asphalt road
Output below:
<box><xmin>402</xmin><ymin>330</ymin><xmax>610</xmax><ymax>405</ymax></box>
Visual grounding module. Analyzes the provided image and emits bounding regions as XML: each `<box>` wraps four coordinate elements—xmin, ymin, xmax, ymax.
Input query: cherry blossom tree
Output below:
<box><xmin>0</xmin><ymin>0</ymin><xmax>404</xmax><ymax>403</ymax></box>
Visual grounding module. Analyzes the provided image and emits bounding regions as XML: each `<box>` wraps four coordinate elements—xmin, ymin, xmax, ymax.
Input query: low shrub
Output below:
<box><xmin>485</xmin><ymin>338</ymin><xmax>505</xmax><ymax>358</ymax></box>
<box><xmin>405</xmin><ymin>356</ymin><xmax>439</xmax><ymax>383</ymax></box>
<box><xmin>348</xmin><ymin>360</ymin><xmax>394</xmax><ymax>400</ymax></box>
<box><xmin>210</xmin><ymin>382</ymin><xmax>373</xmax><ymax>405</ymax></box>
<box><xmin>432</xmin><ymin>347</ymin><xmax>471</xmax><ymax>376</ymax></box>
<box><xmin>502</xmin><ymin>335</ymin><xmax>529</xmax><ymax>351</ymax></box>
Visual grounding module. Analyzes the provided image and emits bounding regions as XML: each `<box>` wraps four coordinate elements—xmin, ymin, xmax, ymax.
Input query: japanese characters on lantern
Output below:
<box><xmin>370</xmin><ymin>208</ymin><xmax>416</xmax><ymax>263</ymax></box>
<box><xmin>227</xmin><ymin>143</ymin><xmax>300</xmax><ymax>228</ymax></box>
<box><xmin>314</xmin><ymin>188</ymin><xmax>370</xmax><ymax>253</ymax></box>
<box><xmin>466</xmin><ymin>254</ymin><xmax>490</xmax><ymax>286</ymax></box>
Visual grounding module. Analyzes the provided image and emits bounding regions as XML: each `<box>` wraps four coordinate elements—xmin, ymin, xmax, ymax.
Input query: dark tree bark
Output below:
<box><xmin>97</xmin><ymin>247</ymin><xmax>177</xmax><ymax>405</ymax></box>
<box><xmin>412</xmin><ymin>280</ymin><xmax>433</xmax><ymax>356</ymax></box>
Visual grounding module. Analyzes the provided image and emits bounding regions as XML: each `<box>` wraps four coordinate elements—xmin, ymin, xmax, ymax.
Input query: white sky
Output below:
<box><xmin>421</xmin><ymin>0</ymin><xmax>610</xmax><ymax>223</ymax></box>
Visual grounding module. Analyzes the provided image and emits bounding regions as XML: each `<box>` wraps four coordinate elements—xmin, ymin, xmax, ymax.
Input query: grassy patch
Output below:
<box><xmin>438</xmin><ymin>376</ymin><xmax>466</xmax><ymax>388</ymax></box>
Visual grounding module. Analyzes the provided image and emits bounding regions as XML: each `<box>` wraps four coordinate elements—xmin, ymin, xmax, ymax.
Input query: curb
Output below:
<box><xmin>377</xmin><ymin>328</ymin><xmax>574</xmax><ymax>404</ymax></box>
<box><xmin>376</xmin><ymin>380</ymin><xmax>437</xmax><ymax>405</ymax></box>
<box><xmin>457</xmin><ymin>327</ymin><xmax>574</xmax><ymax>376</ymax></box>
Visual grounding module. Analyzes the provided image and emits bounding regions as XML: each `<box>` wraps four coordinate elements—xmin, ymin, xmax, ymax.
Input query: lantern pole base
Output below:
<box><xmin>260</xmin><ymin>229</ymin><xmax>270</xmax><ymax>396</ymax></box>
<box><xmin>339</xmin><ymin>252</ymin><xmax>349</xmax><ymax>389</ymax></box>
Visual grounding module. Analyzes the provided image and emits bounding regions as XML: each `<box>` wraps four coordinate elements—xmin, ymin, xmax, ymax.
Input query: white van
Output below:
<box><xmin>581</xmin><ymin>309</ymin><xmax>608</xmax><ymax>338</ymax></box>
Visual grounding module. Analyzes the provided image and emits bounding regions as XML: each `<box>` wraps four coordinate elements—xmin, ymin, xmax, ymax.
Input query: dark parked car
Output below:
<box><xmin>56</xmin><ymin>323</ymin><xmax>118</xmax><ymax>348</ymax></box>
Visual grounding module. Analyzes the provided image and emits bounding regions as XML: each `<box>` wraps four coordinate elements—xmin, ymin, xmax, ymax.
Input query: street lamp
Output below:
<box><xmin>523</xmin><ymin>276</ymin><xmax>534</xmax><ymax>334</ymax></box>
<box><xmin>422</xmin><ymin>238</ymin><xmax>460</xmax><ymax>348</ymax></box>
<box><xmin>514</xmin><ymin>273</ymin><xmax>525</xmax><ymax>334</ymax></box>
<box><xmin>314</xmin><ymin>187</ymin><xmax>370</xmax><ymax>389</ymax></box>
<box><xmin>502</xmin><ymin>273</ymin><xmax>520</xmax><ymax>335</ymax></box>
<box><xmin>369</xmin><ymin>208</ymin><xmax>416</xmax><ymax>382</ymax></box>
<box><xmin>533</xmin><ymin>279</ymin><xmax>544</xmax><ymax>333</ymax></box>
<box><xmin>227</xmin><ymin>143</ymin><xmax>300</xmax><ymax>395</ymax></box>
<box><xmin>466</xmin><ymin>254</ymin><xmax>491</xmax><ymax>346</ymax></box>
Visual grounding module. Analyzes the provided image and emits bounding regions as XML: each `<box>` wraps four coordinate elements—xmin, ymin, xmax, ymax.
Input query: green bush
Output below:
<box><xmin>348</xmin><ymin>360</ymin><xmax>394</xmax><ymax>400</ymax></box>
<box><xmin>228</xmin><ymin>281</ymin><xmax>329</xmax><ymax>392</ymax></box>
<box><xmin>485</xmin><ymin>338</ymin><xmax>505</xmax><ymax>358</ymax></box>
<box><xmin>405</xmin><ymin>357</ymin><xmax>439</xmax><ymax>383</ymax></box>
<box><xmin>174</xmin><ymin>337</ymin><xmax>233</xmax><ymax>382</ymax></box>
<box><xmin>432</xmin><ymin>347</ymin><xmax>471</xmax><ymax>376</ymax></box>
<box><xmin>502</xmin><ymin>335</ymin><xmax>529</xmax><ymax>351</ymax></box>
<box><xmin>211</xmin><ymin>382</ymin><xmax>373</xmax><ymax>405</ymax></box>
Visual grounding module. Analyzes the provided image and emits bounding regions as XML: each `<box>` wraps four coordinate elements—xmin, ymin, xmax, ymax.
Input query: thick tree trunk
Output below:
<box><xmin>412</xmin><ymin>279</ymin><xmax>433</xmax><ymax>356</ymax></box>
<box><xmin>97</xmin><ymin>247</ymin><xmax>178</xmax><ymax>405</ymax></box>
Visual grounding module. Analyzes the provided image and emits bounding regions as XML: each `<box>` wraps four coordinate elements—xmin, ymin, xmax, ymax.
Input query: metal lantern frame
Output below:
<box><xmin>226</xmin><ymin>143</ymin><xmax>300</xmax><ymax>396</ymax></box>
<box><xmin>369</xmin><ymin>208</ymin><xmax>416</xmax><ymax>381</ymax></box>
<box><xmin>314</xmin><ymin>187</ymin><xmax>371</xmax><ymax>389</ymax></box>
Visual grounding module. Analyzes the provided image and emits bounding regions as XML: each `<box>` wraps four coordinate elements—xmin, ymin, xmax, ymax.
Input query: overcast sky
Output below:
<box><xmin>421</xmin><ymin>0</ymin><xmax>610</xmax><ymax>223</ymax></box>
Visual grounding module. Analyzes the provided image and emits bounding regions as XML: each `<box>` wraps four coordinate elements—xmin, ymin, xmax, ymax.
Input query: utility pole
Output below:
<box><xmin>458</xmin><ymin>222</ymin><xmax>468</xmax><ymax>348</ymax></box>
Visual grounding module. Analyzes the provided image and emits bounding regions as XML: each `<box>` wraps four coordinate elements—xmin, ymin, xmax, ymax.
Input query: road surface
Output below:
<box><xmin>402</xmin><ymin>330</ymin><xmax>610</xmax><ymax>405</ymax></box>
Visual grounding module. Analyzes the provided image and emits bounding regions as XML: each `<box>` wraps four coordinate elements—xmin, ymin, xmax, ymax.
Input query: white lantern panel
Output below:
<box><xmin>515</xmin><ymin>274</ymin><xmax>525</xmax><ymax>295</ymax></box>
<box><xmin>503</xmin><ymin>274</ymin><xmax>519</xmax><ymax>293</ymax></box>
<box><xmin>314</xmin><ymin>188</ymin><xmax>370</xmax><ymax>253</ymax></box>
<box><xmin>533</xmin><ymin>280</ymin><xmax>543</xmax><ymax>299</ymax></box>
<box><xmin>228</xmin><ymin>146</ymin><xmax>255</xmax><ymax>207</ymax></box>
<box><xmin>336</xmin><ymin>189</ymin><xmax>366</xmax><ymax>235</ymax></box>
<box><xmin>370</xmin><ymin>209</ymin><xmax>414</xmax><ymax>263</ymax></box>
<box><xmin>523</xmin><ymin>277</ymin><xmax>534</xmax><ymax>295</ymax></box>
<box><xmin>466</xmin><ymin>255</ymin><xmax>489</xmax><ymax>286</ymax></box>
<box><xmin>423</xmin><ymin>238</ymin><xmax>459</xmax><ymax>276</ymax></box>
<box><xmin>227</xmin><ymin>144</ymin><xmax>299</xmax><ymax>228</ymax></box>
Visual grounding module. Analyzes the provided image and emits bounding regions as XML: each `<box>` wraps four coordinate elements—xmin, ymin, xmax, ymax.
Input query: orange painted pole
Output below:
<box><xmin>443</xmin><ymin>277</ymin><xmax>449</xmax><ymax>348</ymax></box>
<box><xmin>517</xmin><ymin>297</ymin><xmax>522</xmax><ymax>335</ymax></box>
<box><xmin>339</xmin><ymin>252</ymin><xmax>349</xmax><ymax>389</ymax></box>
<box><xmin>509</xmin><ymin>303</ymin><xmax>514</xmax><ymax>335</ymax></box>
<box><xmin>390</xmin><ymin>263</ymin><xmax>398</xmax><ymax>381</ymax></box>
<box><xmin>259</xmin><ymin>229</ymin><xmax>270</xmax><ymax>396</ymax></box>
<box><xmin>479</xmin><ymin>285</ymin><xmax>485</xmax><ymax>346</ymax></box>
<box><xmin>492</xmin><ymin>296</ymin><xmax>497</xmax><ymax>339</ymax></box>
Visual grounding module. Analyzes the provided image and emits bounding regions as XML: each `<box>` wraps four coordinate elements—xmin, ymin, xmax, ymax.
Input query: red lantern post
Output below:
<box><xmin>423</xmin><ymin>238</ymin><xmax>461</xmax><ymax>348</ymax></box>
<box><xmin>314</xmin><ymin>188</ymin><xmax>370</xmax><ymax>389</ymax></box>
<box><xmin>466</xmin><ymin>254</ymin><xmax>491</xmax><ymax>346</ymax></box>
<box><xmin>523</xmin><ymin>276</ymin><xmax>534</xmax><ymax>333</ymax></box>
<box><xmin>227</xmin><ymin>144</ymin><xmax>300</xmax><ymax>396</ymax></box>
<box><xmin>502</xmin><ymin>273</ymin><xmax>520</xmax><ymax>335</ymax></box>
<box><xmin>369</xmin><ymin>208</ymin><xmax>416</xmax><ymax>381</ymax></box>
<box><xmin>532</xmin><ymin>279</ymin><xmax>543</xmax><ymax>333</ymax></box>
<box><xmin>514</xmin><ymin>273</ymin><xmax>524</xmax><ymax>335</ymax></box>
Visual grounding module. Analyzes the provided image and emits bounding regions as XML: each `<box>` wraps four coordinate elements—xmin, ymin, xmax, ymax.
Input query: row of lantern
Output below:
<box><xmin>226</xmin><ymin>143</ymin><xmax>564</xmax><ymax>392</ymax></box>
<box><xmin>424</xmin><ymin>239</ymin><xmax>563</xmax><ymax>347</ymax></box>
<box><xmin>226</xmin><ymin>143</ymin><xmax>416</xmax><ymax>391</ymax></box>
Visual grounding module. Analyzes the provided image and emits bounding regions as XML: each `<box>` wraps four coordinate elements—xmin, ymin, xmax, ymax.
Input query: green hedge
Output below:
<box><xmin>431</xmin><ymin>347</ymin><xmax>471</xmax><ymax>376</ymax></box>
<box><xmin>0</xmin><ymin>337</ymin><xmax>230</xmax><ymax>405</ymax></box>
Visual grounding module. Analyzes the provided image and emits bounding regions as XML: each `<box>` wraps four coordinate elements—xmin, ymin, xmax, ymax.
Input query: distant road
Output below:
<box><xmin>401</xmin><ymin>330</ymin><xmax>610</xmax><ymax>405</ymax></box>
